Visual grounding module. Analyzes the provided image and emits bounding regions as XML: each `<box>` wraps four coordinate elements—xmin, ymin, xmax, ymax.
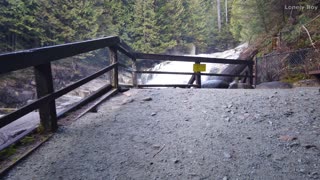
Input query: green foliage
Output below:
<box><xmin>0</xmin><ymin>0</ymin><xmax>41</xmax><ymax>51</ymax></box>
<box><xmin>37</xmin><ymin>0</ymin><xmax>102</xmax><ymax>45</ymax></box>
<box><xmin>20</xmin><ymin>136</ymin><xmax>35</xmax><ymax>145</ymax></box>
<box><xmin>282</xmin><ymin>73</ymin><xmax>306</xmax><ymax>84</ymax></box>
<box><xmin>230</xmin><ymin>0</ymin><xmax>320</xmax><ymax>50</ymax></box>
<box><xmin>0</xmin><ymin>145</ymin><xmax>16</xmax><ymax>160</ymax></box>
<box><xmin>0</xmin><ymin>0</ymin><xmax>240</xmax><ymax>55</ymax></box>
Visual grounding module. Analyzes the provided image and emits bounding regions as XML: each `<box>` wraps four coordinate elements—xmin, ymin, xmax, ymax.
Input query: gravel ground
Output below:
<box><xmin>3</xmin><ymin>88</ymin><xmax>320</xmax><ymax>180</ymax></box>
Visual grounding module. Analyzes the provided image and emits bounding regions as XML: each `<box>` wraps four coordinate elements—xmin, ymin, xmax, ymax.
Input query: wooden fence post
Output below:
<box><xmin>109</xmin><ymin>47</ymin><xmax>119</xmax><ymax>89</ymax></box>
<box><xmin>195</xmin><ymin>61</ymin><xmax>201</xmax><ymax>88</ymax></box>
<box><xmin>254</xmin><ymin>57</ymin><xmax>258</xmax><ymax>86</ymax></box>
<box><xmin>248</xmin><ymin>61</ymin><xmax>254</xmax><ymax>87</ymax></box>
<box><xmin>34</xmin><ymin>63</ymin><xmax>57</xmax><ymax>132</ymax></box>
<box><xmin>132</xmin><ymin>58</ymin><xmax>138</xmax><ymax>88</ymax></box>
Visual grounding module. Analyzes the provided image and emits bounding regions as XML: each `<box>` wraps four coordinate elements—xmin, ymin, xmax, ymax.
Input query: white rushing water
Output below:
<box><xmin>142</xmin><ymin>43</ymin><xmax>248</xmax><ymax>85</ymax></box>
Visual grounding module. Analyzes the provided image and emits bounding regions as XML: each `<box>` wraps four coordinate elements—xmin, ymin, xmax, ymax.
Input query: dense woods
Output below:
<box><xmin>0</xmin><ymin>0</ymin><xmax>238</xmax><ymax>54</ymax></box>
<box><xmin>0</xmin><ymin>0</ymin><xmax>319</xmax><ymax>54</ymax></box>
<box><xmin>230</xmin><ymin>0</ymin><xmax>320</xmax><ymax>52</ymax></box>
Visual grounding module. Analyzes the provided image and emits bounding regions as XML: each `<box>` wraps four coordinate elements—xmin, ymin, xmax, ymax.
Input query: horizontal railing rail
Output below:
<box><xmin>136</xmin><ymin>70</ymin><xmax>253</xmax><ymax>78</ymax></box>
<box><xmin>134</xmin><ymin>53</ymin><xmax>253</xmax><ymax>65</ymax></box>
<box><xmin>0</xmin><ymin>36</ymin><xmax>120</xmax><ymax>74</ymax></box>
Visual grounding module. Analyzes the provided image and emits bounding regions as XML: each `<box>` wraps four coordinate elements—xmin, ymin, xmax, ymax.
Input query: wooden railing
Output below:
<box><xmin>0</xmin><ymin>36</ymin><xmax>253</xmax><ymax>150</ymax></box>
<box><xmin>0</xmin><ymin>36</ymin><xmax>132</xmax><ymax>133</ymax></box>
<box><xmin>131</xmin><ymin>53</ymin><xmax>254</xmax><ymax>88</ymax></box>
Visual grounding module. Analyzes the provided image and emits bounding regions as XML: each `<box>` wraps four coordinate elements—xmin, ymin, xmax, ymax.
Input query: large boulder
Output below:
<box><xmin>201</xmin><ymin>80</ymin><xmax>229</xmax><ymax>88</ymax></box>
<box><xmin>256</xmin><ymin>81</ymin><xmax>293</xmax><ymax>89</ymax></box>
<box><xmin>0</xmin><ymin>88</ymin><xmax>35</xmax><ymax>106</ymax></box>
<box><xmin>228</xmin><ymin>81</ymin><xmax>253</xmax><ymax>89</ymax></box>
<box><xmin>212</xmin><ymin>47</ymin><xmax>258</xmax><ymax>83</ymax></box>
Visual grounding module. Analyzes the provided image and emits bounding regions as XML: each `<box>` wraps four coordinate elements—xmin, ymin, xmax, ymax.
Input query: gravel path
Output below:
<box><xmin>4</xmin><ymin>88</ymin><xmax>320</xmax><ymax>180</ymax></box>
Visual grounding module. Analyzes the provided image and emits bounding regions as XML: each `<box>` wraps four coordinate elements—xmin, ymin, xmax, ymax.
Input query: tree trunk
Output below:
<box><xmin>217</xmin><ymin>0</ymin><xmax>221</xmax><ymax>32</ymax></box>
<box><xmin>225</xmin><ymin>0</ymin><xmax>228</xmax><ymax>23</ymax></box>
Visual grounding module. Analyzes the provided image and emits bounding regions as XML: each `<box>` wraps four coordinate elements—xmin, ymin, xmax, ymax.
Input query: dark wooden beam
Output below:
<box><xmin>188</xmin><ymin>75</ymin><xmax>196</xmax><ymax>88</ymax></box>
<box><xmin>109</xmin><ymin>47</ymin><xmax>119</xmax><ymax>89</ymax></box>
<box><xmin>248</xmin><ymin>60</ymin><xmax>254</xmax><ymax>86</ymax></box>
<box><xmin>137</xmin><ymin>84</ymin><xmax>198</xmax><ymax>88</ymax></box>
<box><xmin>131</xmin><ymin>58</ymin><xmax>138</xmax><ymax>88</ymax></box>
<box><xmin>136</xmin><ymin>71</ymin><xmax>194</xmax><ymax>75</ymax></box>
<box><xmin>34</xmin><ymin>63</ymin><xmax>57</xmax><ymax>132</ymax></box>
<box><xmin>0</xmin><ymin>36</ymin><xmax>120</xmax><ymax>74</ymax></box>
<box><xmin>75</xmin><ymin>89</ymin><xmax>118</xmax><ymax>120</ymax></box>
<box><xmin>134</xmin><ymin>53</ymin><xmax>253</xmax><ymax>65</ymax></box>
<box><xmin>136</xmin><ymin>71</ymin><xmax>253</xmax><ymax>78</ymax></box>
<box><xmin>115</xmin><ymin>44</ymin><xmax>136</xmax><ymax>60</ymax></box>
<box><xmin>57</xmin><ymin>84</ymin><xmax>113</xmax><ymax>118</ymax></box>
<box><xmin>195</xmin><ymin>61</ymin><xmax>201</xmax><ymax>88</ymax></box>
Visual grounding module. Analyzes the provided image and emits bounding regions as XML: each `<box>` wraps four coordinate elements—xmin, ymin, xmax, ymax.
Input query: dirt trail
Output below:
<box><xmin>4</xmin><ymin>88</ymin><xmax>320</xmax><ymax>180</ymax></box>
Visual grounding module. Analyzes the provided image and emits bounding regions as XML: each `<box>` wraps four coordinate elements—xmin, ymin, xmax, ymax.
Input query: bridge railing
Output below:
<box><xmin>0</xmin><ymin>36</ymin><xmax>253</xmax><ymax>151</ymax></box>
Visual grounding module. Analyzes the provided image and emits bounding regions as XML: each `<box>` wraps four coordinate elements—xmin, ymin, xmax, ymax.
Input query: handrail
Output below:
<box><xmin>134</xmin><ymin>53</ymin><xmax>253</xmax><ymax>65</ymax></box>
<box><xmin>136</xmin><ymin>70</ymin><xmax>253</xmax><ymax>78</ymax></box>
<box><xmin>0</xmin><ymin>36</ymin><xmax>120</xmax><ymax>74</ymax></box>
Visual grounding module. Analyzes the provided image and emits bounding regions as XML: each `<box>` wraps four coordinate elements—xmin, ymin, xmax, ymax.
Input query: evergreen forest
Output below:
<box><xmin>0</xmin><ymin>0</ymin><xmax>319</xmax><ymax>54</ymax></box>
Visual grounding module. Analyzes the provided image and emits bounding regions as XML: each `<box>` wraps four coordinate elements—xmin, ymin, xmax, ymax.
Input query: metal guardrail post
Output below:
<box><xmin>34</xmin><ymin>63</ymin><xmax>57</xmax><ymax>132</ymax></box>
<box><xmin>109</xmin><ymin>47</ymin><xmax>119</xmax><ymax>89</ymax></box>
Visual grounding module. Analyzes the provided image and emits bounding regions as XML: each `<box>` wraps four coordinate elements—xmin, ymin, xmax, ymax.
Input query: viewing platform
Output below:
<box><xmin>3</xmin><ymin>88</ymin><xmax>320</xmax><ymax>179</ymax></box>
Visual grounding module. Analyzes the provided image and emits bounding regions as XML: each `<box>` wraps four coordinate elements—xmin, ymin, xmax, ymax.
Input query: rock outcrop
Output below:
<box><xmin>201</xmin><ymin>80</ymin><xmax>229</xmax><ymax>88</ymax></box>
<box><xmin>256</xmin><ymin>81</ymin><xmax>293</xmax><ymax>89</ymax></box>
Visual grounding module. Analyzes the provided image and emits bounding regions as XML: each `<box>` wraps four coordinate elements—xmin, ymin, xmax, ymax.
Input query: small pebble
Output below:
<box><xmin>223</xmin><ymin>152</ymin><xmax>232</xmax><ymax>159</ymax></box>
<box><xmin>143</xmin><ymin>97</ymin><xmax>153</xmax><ymax>101</ymax></box>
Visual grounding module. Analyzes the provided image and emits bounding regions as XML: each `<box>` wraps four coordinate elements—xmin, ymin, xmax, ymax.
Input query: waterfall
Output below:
<box><xmin>142</xmin><ymin>43</ymin><xmax>248</xmax><ymax>85</ymax></box>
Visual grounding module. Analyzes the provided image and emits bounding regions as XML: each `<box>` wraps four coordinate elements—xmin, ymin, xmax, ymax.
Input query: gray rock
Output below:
<box><xmin>223</xmin><ymin>152</ymin><xmax>232</xmax><ymax>158</ymax></box>
<box><xmin>256</xmin><ymin>81</ymin><xmax>293</xmax><ymax>89</ymax></box>
<box><xmin>202</xmin><ymin>80</ymin><xmax>229</xmax><ymax>89</ymax></box>
<box><xmin>0</xmin><ymin>89</ymin><xmax>35</xmax><ymax>106</ymax></box>
<box><xmin>142</xmin><ymin>97</ymin><xmax>153</xmax><ymax>101</ymax></box>
<box><xmin>228</xmin><ymin>81</ymin><xmax>253</xmax><ymax>89</ymax></box>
